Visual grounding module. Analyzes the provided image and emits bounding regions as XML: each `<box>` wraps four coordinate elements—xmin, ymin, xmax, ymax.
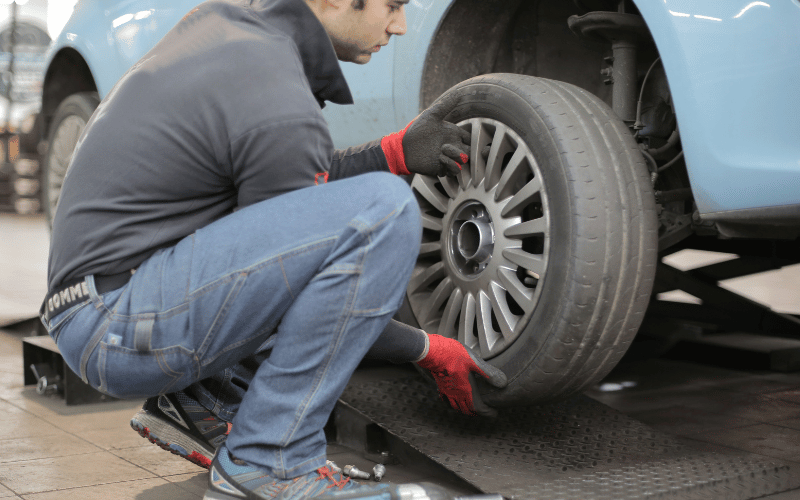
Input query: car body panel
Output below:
<box><xmin>45</xmin><ymin>0</ymin><xmax>398</xmax><ymax>148</ymax></box>
<box><xmin>391</xmin><ymin>0</ymin><xmax>453</xmax><ymax>128</ymax></box>
<box><xmin>43</xmin><ymin>0</ymin><xmax>199</xmax><ymax>98</ymax></box>
<box><xmin>329</xmin><ymin>0</ymin><xmax>455</xmax><ymax>145</ymax></box>
<box><xmin>43</xmin><ymin>0</ymin><xmax>800</xmax><ymax>219</ymax></box>
<box><xmin>325</xmin><ymin>44</ymin><xmax>398</xmax><ymax>147</ymax></box>
<box><xmin>634</xmin><ymin>0</ymin><xmax>800</xmax><ymax>216</ymax></box>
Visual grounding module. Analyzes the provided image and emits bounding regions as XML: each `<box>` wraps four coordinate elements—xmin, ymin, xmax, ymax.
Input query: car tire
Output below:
<box><xmin>42</xmin><ymin>92</ymin><xmax>100</xmax><ymax>227</ymax></box>
<box><xmin>399</xmin><ymin>74</ymin><xmax>658</xmax><ymax>405</ymax></box>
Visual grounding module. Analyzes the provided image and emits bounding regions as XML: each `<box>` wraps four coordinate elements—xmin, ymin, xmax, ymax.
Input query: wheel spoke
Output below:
<box><xmin>420</xmin><ymin>213</ymin><xmax>443</xmax><ymax>232</ymax></box>
<box><xmin>57</xmin><ymin>119</ymin><xmax>82</xmax><ymax>158</ymax></box>
<box><xmin>470</xmin><ymin>119</ymin><xmax>490</xmax><ymax>188</ymax></box>
<box><xmin>457</xmin><ymin>124</ymin><xmax>472</xmax><ymax>190</ymax></box>
<box><xmin>504</xmin><ymin>217</ymin><xmax>546</xmax><ymax>238</ymax></box>
<box><xmin>497</xmin><ymin>266</ymin><xmax>534</xmax><ymax>314</ymax></box>
<box><xmin>458</xmin><ymin>163</ymin><xmax>470</xmax><ymax>190</ymax></box>
<box><xmin>476</xmin><ymin>291</ymin><xmax>501</xmax><ymax>355</ymax></box>
<box><xmin>494</xmin><ymin>147</ymin><xmax>527</xmax><ymax>200</ymax></box>
<box><xmin>500</xmin><ymin>176</ymin><xmax>542</xmax><ymax>217</ymax></box>
<box><xmin>54</xmin><ymin>125</ymin><xmax>70</xmax><ymax>157</ymax></box>
<box><xmin>439</xmin><ymin>175</ymin><xmax>460</xmax><ymax>200</ymax></box>
<box><xmin>489</xmin><ymin>281</ymin><xmax>519</xmax><ymax>340</ymax></box>
<box><xmin>484</xmin><ymin>124</ymin><xmax>512</xmax><ymax>191</ymax></box>
<box><xmin>69</xmin><ymin>121</ymin><xmax>81</xmax><ymax>145</ymax></box>
<box><xmin>502</xmin><ymin>248</ymin><xmax>545</xmax><ymax>278</ymax></box>
<box><xmin>437</xmin><ymin>286</ymin><xmax>463</xmax><ymax>339</ymax></box>
<box><xmin>458</xmin><ymin>292</ymin><xmax>478</xmax><ymax>350</ymax></box>
<box><xmin>48</xmin><ymin>185</ymin><xmax>60</xmax><ymax>208</ymax></box>
<box><xmin>408</xmin><ymin>261</ymin><xmax>445</xmax><ymax>294</ymax></box>
<box><xmin>412</xmin><ymin>175</ymin><xmax>449</xmax><ymax>213</ymax></box>
<box><xmin>418</xmin><ymin>241</ymin><xmax>441</xmax><ymax>257</ymax></box>
<box><xmin>420</xmin><ymin>277</ymin><xmax>454</xmax><ymax>330</ymax></box>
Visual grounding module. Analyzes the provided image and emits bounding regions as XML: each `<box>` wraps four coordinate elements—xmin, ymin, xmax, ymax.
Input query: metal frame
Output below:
<box><xmin>22</xmin><ymin>335</ymin><xmax>114</xmax><ymax>405</ymax></box>
<box><xmin>646</xmin><ymin>235</ymin><xmax>800</xmax><ymax>339</ymax></box>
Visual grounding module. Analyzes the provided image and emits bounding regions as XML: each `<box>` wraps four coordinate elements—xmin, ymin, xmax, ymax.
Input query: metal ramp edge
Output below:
<box><xmin>338</xmin><ymin>375</ymin><xmax>800</xmax><ymax>500</ymax></box>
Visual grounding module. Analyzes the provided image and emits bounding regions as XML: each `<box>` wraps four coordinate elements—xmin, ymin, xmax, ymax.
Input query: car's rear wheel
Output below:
<box><xmin>42</xmin><ymin>92</ymin><xmax>100</xmax><ymax>227</ymax></box>
<box><xmin>400</xmin><ymin>74</ymin><xmax>658</xmax><ymax>405</ymax></box>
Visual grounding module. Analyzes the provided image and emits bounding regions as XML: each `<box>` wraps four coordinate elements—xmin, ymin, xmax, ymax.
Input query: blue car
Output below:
<box><xmin>39</xmin><ymin>0</ymin><xmax>800</xmax><ymax>404</ymax></box>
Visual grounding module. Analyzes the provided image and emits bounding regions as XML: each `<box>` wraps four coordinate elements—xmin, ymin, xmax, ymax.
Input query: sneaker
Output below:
<box><xmin>205</xmin><ymin>445</ymin><xmax>454</xmax><ymax>499</ymax></box>
<box><xmin>130</xmin><ymin>391</ymin><xmax>230</xmax><ymax>469</ymax></box>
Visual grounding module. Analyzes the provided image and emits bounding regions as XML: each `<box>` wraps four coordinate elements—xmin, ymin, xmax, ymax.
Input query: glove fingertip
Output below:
<box><xmin>457</xmin><ymin>400</ymin><xmax>474</xmax><ymax>417</ymax></box>
<box><xmin>476</xmin><ymin>405</ymin><xmax>498</xmax><ymax>418</ymax></box>
<box><xmin>486</xmin><ymin>365</ymin><xmax>508</xmax><ymax>388</ymax></box>
<box><xmin>439</xmin><ymin>154</ymin><xmax>462</xmax><ymax>176</ymax></box>
<box><xmin>469</xmin><ymin>374</ymin><xmax>500</xmax><ymax>418</ymax></box>
<box><xmin>466</xmin><ymin>349</ymin><xmax>508</xmax><ymax>388</ymax></box>
<box><xmin>428</xmin><ymin>94</ymin><xmax>460</xmax><ymax>120</ymax></box>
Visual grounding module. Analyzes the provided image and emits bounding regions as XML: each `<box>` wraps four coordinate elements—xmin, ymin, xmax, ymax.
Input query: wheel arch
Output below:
<box><xmin>398</xmin><ymin>0</ymin><xmax>614</xmax><ymax>126</ymax></box>
<box><xmin>41</xmin><ymin>47</ymin><xmax>98</xmax><ymax>143</ymax></box>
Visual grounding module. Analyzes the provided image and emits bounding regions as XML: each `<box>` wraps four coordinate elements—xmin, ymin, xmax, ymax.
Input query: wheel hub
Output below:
<box><xmin>450</xmin><ymin>201</ymin><xmax>495</xmax><ymax>277</ymax></box>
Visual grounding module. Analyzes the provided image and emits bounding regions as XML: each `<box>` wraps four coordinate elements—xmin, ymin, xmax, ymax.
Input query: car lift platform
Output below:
<box><xmin>337</xmin><ymin>374</ymin><xmax>800</xmax><ymax>500</ymax></box>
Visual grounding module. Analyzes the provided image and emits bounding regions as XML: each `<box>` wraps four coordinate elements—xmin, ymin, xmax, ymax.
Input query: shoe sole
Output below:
<box><xmin>202</xmin><ymin>490</ymin><xmax>241</xmax><ymax>500</ymax></box>
<box><xmin>131</xmin><ymin>410</ymin><xmax>215</xmax><ymax>469</ymax></box>
<box><xmin>202</xmin><ymin>490</ymin><xmax>239</xmax><ymax>500</ymax></box>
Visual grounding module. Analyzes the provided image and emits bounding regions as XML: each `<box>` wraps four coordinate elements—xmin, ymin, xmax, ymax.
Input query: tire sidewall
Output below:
<box><xmin>43</xmin><ymin>92</ymin><xmax>100</xmax><ymax>227</ymax></box>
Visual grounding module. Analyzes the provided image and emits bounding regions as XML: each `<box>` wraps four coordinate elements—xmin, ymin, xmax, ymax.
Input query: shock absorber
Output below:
<box><xmin>567</xmin><ymin>1</ymin><xmax>651</xmax><ymax>124</ymax></box>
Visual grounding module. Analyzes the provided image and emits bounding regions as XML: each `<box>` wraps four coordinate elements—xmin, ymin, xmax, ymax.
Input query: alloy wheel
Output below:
<box><xmin>408</xmin><ymin>118</ymin><xmax>551</xmax><ymax>359</ymax></box>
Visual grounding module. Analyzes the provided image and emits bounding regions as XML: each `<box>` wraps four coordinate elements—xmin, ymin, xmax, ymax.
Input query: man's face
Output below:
<box><xmin>326</xmin><ymin>0</ymin><xmax>408</xmax><ymax>64</ymax></box>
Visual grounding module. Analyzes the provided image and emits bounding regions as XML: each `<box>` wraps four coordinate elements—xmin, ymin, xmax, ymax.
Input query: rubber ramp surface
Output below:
<box><xmin>339</xmin><ymin>376</ymin><xmax>800</xmax><ymax>499</ymax></box>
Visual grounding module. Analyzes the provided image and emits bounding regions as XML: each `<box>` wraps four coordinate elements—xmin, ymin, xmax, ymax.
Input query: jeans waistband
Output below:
<box><xmin>40</xmin><ymin>270</ymin><xmax>135</xmax><ymax>323</ymax></box>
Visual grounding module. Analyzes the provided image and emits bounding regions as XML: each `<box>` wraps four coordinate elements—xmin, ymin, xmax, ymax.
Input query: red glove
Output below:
<box><xmin>417</xmin><ymin>334</ymin><xmax>507</xmax><ymax>417</ymax></box>
<box><xmin>381</xmin><ymin>122</ymin><xmax>413</xmax><ymax>176</ymax></box>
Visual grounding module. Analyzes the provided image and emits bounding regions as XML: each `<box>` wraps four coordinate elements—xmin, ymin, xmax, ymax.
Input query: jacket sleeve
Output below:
<box><xmin>328</xmin><ymin>139</ymin><xmax>396</xmax><ymax>181</ymax></box>
<box><xmin>365</xmin><ymin>319</ymin><xmax>428</xmax><ymax>363</ymax></box>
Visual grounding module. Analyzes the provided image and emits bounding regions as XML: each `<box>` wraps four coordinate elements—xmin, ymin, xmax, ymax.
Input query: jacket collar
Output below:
<box><xmin>250</xmin><ymin>0</ymin><xmax>354</xmax><ymax>107</ymax></box>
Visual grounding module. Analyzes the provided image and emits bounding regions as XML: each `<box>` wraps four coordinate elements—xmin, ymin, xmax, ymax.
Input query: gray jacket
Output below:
<box><xmin>48</xmin><ymin>0</ymin><xmax>392</xmax><ymax>290</ymax></box>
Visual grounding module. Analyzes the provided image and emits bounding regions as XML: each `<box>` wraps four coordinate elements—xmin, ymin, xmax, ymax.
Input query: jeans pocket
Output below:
<box><xmin>98</xmin><ymin>343</ymin><xmax>194</xmax><ymax>398</ymax></box>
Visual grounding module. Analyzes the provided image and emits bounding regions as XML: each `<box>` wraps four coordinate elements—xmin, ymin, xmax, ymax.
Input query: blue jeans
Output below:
<box><xmin>44</xmin><ymin>172</ymin><xmax>421</xmax><ymax>478</ymax></box>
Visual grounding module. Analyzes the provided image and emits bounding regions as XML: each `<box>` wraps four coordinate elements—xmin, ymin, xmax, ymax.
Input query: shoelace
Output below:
<box><xmin>316</xmin><ymin>466</ymin><xmax>351</xmax><ymax>490</ymax></box>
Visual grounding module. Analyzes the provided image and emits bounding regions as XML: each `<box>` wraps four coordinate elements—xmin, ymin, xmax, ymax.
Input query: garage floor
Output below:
<box><xmin>2</xmin><ymin>213</ymin><xmax>800</xmax><ymax>499</ymax></box>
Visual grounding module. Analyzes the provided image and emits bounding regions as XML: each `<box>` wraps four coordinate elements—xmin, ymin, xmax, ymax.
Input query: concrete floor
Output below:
<box><xmin>2</xmin><ymin>213</ymin><xmax>800</xmax><ymax>499</ymax></box>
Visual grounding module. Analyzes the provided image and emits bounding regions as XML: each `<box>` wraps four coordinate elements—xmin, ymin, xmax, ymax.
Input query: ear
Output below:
<box><xmin>306</xmin><ymin>0</ymin><xmax>342</xmax><ymax>17</ymax></box>
<box><xmin>323</xmin><ymin>0</ymin><xmax>349</xmax><ymax>9</ymax></box>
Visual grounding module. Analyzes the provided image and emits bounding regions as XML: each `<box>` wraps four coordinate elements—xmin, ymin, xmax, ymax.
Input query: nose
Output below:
<box><xmin>389</xmin><ymin>7</ymin><xmax>407</xmax><ymax>36</ymax></box>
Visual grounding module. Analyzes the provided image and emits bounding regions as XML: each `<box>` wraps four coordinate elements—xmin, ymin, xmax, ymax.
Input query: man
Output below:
<box><xmin>41</xmin><ymin>0</ymin><xmax>506</xmax><ymax>498</ymax></box>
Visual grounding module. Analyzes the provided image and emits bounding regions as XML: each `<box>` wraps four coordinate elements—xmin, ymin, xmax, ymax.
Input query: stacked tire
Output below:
<box><xmin>0</xmin><ymin>113</ymin><xmax>44</xmax><ymax>215</ymax></box>
<box><xmin>11</xmin><ymin>154</ymin><xmax>42</xmax><ymax>214</ymax></box>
